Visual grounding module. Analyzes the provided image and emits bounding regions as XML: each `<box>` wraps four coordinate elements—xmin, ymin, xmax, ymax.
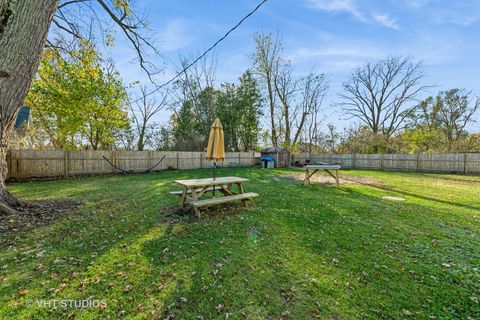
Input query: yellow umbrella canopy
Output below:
<box><xmin>205</xmin><ymin>118</ymin><xmax>225</xmax><ymax>163</ymax></box>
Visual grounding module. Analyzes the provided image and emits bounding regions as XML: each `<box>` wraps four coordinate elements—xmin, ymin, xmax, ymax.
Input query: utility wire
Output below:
<box><xmin>133</xmin><ymin>0</ymin><xmax>269</xmax><ymax>103</ymax></box>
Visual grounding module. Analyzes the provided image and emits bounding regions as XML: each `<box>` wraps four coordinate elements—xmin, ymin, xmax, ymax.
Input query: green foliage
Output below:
<box><xmin>171</xmin><ymin>70</ymin><xmax>263</xmax><ymax>151</ymax></box>
<box><xmin>338</xmin><ymin>126</ymin><xmax>401</xmax><ymax>154</ymax></box>
<box><xmin>400</xmin><ymin>89</ymin><xmax>479</xmax><ymax>152</ymax></box>
<box><xmin>399</xmin><ymin>127</ymin><xmax>445</xmax><ymax>153</ymax></box>
<box><xmin>217</xmin><ymin>70</ymin><xmax>263</xmax><ymax>152</ymax></box>
<box><xmin>171</xmin><ymin>100</ymin><xmax>205</xmax><ymax>151</ymax></box>
<box><xmin>26</xmin><ymin>42</ymin><xmax>129</xmax><ymax>150</ymax></box>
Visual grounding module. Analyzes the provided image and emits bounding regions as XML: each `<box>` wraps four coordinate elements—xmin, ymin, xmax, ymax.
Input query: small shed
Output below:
<box><xmin>260</xmin><ymin>147</ymin><xmax>290</xmax><ymax>168</ymax></box>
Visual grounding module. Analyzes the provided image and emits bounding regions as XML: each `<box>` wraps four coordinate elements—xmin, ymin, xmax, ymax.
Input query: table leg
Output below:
<box><xmin>179</xmin><ymin>186</ymin><xmax>188</xmax><ymax>208</ymax></box>
<box><xmin>324</xmin><ymin>169</ymin><xmax>339</xmax><ymax>186</ymax></box>
<box><xmin>305</xmin><ymin>169</ymin><xmax>318</xmax><ymax>185</ymax></box>
<box><xmin>219</xmin><ymin>184</ymin><xmax>234</xmax><ymax>196</ymax></box>
<box><xmin>237</xmin><ymin>182</ymin><xmax>245</xmax><ymax>194</ymax></box>
<box><xmin>190</xmin><ymin>187</ymin><xmax>201</xmax><ymax>218</ymax></box>
<box><xmin>237</xmin><ymin>183</ymin><xmax>249</xmax><ymax>207</ymax></box>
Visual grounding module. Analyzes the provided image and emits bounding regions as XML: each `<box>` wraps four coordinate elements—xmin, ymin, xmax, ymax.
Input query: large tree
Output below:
<box><xmin>437</xmin><ymin>89</ymin><xmax>479</xmax><ymax>148</ymax></box>
<box><xmin>171</xmin><ymin>69</ymin><xmax>262</xmax><ymax>152</ymax></box>
<box><xmin>26</xmin><ymin>43</ymin><xmax>129</xmax><ymax>150</ymax></box>
<box><xmin>0</xmin><ymin>0</ymin><xmax>158</xmax><ymax>215</ymax></box>
<box><xmin>0</xmin><ymin>0</ymin><xmax>58</xmax><ymax>215</ymax></box>
<box><xmin>340</xmin><ymin>56</ymin><xmax>428</xmax><ymax>139</ymax></box>
<box><xmin>404</xmin><ymin>89</ymin><xmax>480</xmax><ymax>151</ymax></box>
<box><xmin>217</xmin><ymin>70</ymin><xmax>263</xmax><ymax>151</ymax></box>
<box><xmin>301</xmin><ymin>73</ymin><xmax>328</xmax><ymax>152</ymax></box>
<box><xmin>252</xmin><ymin>32</ymin><xmax>282</xmax><ymax>147</ymax></box>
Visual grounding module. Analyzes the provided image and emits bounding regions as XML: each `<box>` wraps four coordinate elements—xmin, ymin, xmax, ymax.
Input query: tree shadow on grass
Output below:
<box><xmin>140</xmin><ymin>210</ymin><xmax>339</xmax><ymax>319</ymax></box>
<box><xmin>412</xmin><ymin>172</ymin><xmax>480</xmax><ymax>184</ymax></box>
<box><xmin>274</xmin><ymin>185</ymin><xmax>480</xmax><ymax>319</ymax></box>
<box><xmin>341</xmin><ymin>176</ymin><xmax>480</xmax><ymax>211</ymax></box>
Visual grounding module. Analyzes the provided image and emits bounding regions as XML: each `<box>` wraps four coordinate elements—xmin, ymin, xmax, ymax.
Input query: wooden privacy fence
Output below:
<box><xmin>7</xmin><ymin>150</ymin><xmax>256</xmax><ymax>180</ymax></box>
<box><xmin>6</xmin><ymin>149</ymin><xmax>480</xmax><ymax>180</ymax></box>
<box><xmin>292</xmin><ymin>153</ymin><xmax>480</xmax><ymax>174</ymax></box>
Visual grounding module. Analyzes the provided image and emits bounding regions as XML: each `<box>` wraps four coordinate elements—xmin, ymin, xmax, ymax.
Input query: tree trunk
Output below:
<box><xmin>0</xmin><ymin>0</ymin><xmax>58</xmax><ymax>215</ymax></box>
<box><xmin>137</xmin><ymin>124</ymin><xmax>146</xmax><ymax>151</ymax></box>
<box><xmin>266</xmin><ymin>78</ymin><xmax>277</xmax><ymax>147</ymax></box>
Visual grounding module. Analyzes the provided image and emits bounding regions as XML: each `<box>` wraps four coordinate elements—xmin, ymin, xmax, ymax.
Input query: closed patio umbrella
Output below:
<box><xmin>205</xmin><ymin>118</ymin><xmax>225</xmax><ymax>195</ymax></box>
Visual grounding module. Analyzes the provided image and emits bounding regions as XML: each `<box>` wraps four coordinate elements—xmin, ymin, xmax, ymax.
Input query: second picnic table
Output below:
<box><xmin>303</xmin><ymin>164</ymin><xmax>342</xmax><ymax>185</ymax></box>
<box><xmin>171</xmin><ymin>176</ymin><xmax>258</xmax><ymax>217</ymax></box>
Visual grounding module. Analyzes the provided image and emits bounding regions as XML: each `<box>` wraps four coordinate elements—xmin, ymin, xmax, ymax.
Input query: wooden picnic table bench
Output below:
<box><xmin>303</xmin><ymin>164</ymin><xmax>341</xmax><ymax>186</ymax></box>
<box><xmin>172</xmin><ymin>176</ymin><xmax>258</xmax><ymax>217</ymax></box>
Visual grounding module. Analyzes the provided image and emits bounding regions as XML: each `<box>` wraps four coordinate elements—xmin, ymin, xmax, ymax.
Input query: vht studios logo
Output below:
<box><xmin>25</xmin><ymin>299</ymin><xmax>107</xmax><ymax>309</ymax></box>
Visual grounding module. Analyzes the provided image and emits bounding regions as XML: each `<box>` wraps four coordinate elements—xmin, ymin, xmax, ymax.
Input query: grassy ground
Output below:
<box><xmin>0</xmin><ymin>168</ymin><xmax>479</xmax><ymax>319</ymax></box>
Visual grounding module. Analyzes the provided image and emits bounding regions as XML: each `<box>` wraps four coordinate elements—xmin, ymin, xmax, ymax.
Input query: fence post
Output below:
<box><xmin>200</xmin><ymin>152</ymin><xmax>203</xmax><ymax>169</ymax></box>
<box><xmin>416</xmin><ymin>153</ymin><xmax>420</xmax><ymax>172</ymax></box>
<box><xmin>111</xmin><ymin>151</ymin><xmax>115</xmax><ymax>173</ymax></box>
<box><xmin>252</xmin><ymin>151</ymin><xmax>255</xmax><ymax>166</ymax></box>
<box><xmin>6</xmin><ymin>149</ymin><xmax>12</xmax><ymax>179</ymax></box>
<box><xmin>352</xmin><ymin>153</ymin><xmax>356</xmax><ymax>169</ymax></box>
<box><xmin>176</xmin><ymin>152</ymin><xmax>180</xmax><ymax>170</ymax></box>
<box><xmin>463</xmin><ymin>153</ymin><xmax>468</xmax><ymax>174</ymax></box>
<box><xmin>380</xmin><ymin>153</ymin><xmax>384</xmax><ymax>171</ymax></box>
<box><xmin>64</xmin><ymin>151</ymin><xmax>69</xmax><ymax>178</ymax></box>
<box><xmin>149</xmin><ymin>151</ymin><xmax>154</xmax><ymax>171</ymax></box>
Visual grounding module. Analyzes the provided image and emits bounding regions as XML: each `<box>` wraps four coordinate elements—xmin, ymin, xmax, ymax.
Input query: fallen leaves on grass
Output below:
<box><xmin>0</xmin><ymin>199</ymin><xmax>82</xmax><ymax>232</ymax></box>
<box><xmin>17</xmin><ymin>289</ymin><xmax>29</xmax><ymax>295</ymax></box>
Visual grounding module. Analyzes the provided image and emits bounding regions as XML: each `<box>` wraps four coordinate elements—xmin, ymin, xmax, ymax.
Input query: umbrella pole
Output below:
<box><xmin>213</xmin><ymin>161</ymin><xmax>216</xmax><ymax>196</ymax></box>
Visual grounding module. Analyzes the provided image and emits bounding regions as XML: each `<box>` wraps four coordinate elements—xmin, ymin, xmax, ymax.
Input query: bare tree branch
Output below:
<box><xmin>339</xmin><ymin>56</ymin><xmax>430</xmax><ymax>138</ymax></box>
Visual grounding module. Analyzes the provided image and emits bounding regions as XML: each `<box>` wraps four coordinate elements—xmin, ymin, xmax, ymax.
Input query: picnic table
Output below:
<box><xmin>170</xmin><ymin>176</ymin><xmax>258</xmax><ymax>217</ymax></box>
<box><xmin>303</xmin><ymin>163</ymin><xmax>342</xmax><ymax>186</ymax></box>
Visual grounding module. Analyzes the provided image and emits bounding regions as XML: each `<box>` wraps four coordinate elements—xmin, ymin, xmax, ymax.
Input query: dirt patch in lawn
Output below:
<box><xmin>277</xmin><ymin>172</ymin><xmax>384</xmax><ymax>186</ymax></box>
<box><xmin>0</xmin><ymin>199</ymin><xmax>83</xmax><ymax>232</ymax></box>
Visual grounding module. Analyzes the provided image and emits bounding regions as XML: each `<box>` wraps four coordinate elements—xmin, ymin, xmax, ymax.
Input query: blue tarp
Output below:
<box><xmin>261</xmin><ymin>157</ymin><xmax>274</xmax><ymax>162</ymax></box>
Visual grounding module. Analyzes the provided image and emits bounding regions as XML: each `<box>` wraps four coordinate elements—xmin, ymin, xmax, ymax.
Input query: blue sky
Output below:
<box><xmin>105</xmin><ymin>0</ymin><xmax>480</xmax><ymax>132</ymax></box>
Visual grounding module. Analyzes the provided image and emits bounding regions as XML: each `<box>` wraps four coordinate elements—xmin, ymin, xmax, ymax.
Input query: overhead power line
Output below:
<box><xmin>133</xmin><ymin>0</ymin><xmax>269</xmax><ymax>102</ymax></box>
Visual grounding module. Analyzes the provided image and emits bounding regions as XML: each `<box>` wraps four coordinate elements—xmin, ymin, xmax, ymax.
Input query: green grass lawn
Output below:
<box><xmin>0</xmin><ymin>168</ymin><xmax>479</xmax><ymax>319</ymax></box>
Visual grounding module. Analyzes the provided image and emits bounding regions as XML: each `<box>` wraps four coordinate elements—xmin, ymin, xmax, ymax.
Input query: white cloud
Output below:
<box><xmin>288</xmin><ymin>46</ymin><xmax>384</xmax><ymax>62</ymax></box>
<box><xmin>306</xmin><ymin>0</ymin><xmax>401</xmax><ymax>29</ymax></box>
<box><xmin>372</xmin><ymin>13</ymin><xmax>400</xmax><ymax>29</ymax></box>
<box><xmin>403</xmin><ymin>0</ymin><xmax>430</xmax><ymax>9</ymax></box>
<box><xmin>287</xmin><ymin>44</ymin><xmax>387</xmax><ymax>73</ymax></box>
<box><xmin>420</xmin><ymin>2</ymin><xmax>480</xmax><ymax>26</ymax></box>
<box><xmin>306</xmin><ymin>0</ymin><xmax>365</xmax><ymax>20</ymax></box>
<box><xmin>438</xmin><ymin>14</ymin><xmax>480</xmax><ymax>27</ymax></box>
<box><xmin>157</xmin><ymin>19</ymin><xmax>193</xmax><ymax>52</ymax></box>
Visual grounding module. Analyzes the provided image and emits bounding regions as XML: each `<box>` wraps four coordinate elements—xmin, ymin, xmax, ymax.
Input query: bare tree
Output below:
<box><xmin>173</xmin><ymin>53</ymin><xmax>217</xmax><ymax>108</ymax></box>
<box><xmin>253</xmin><ymin>32</ymin><xmax>282</xmax><ymax>146</ymax></box>
<box><xmin>0</xmin><ymin>0</ymin><xmax>159</xmax><ymax>215</ymax></box>
<box><xmin>273</xmin><ymin>61</ymin><xmax>298</xmax><ymax>146</ymax></box>
<box><xmin>52</xmin><ymin>0</ymin><xmax>160</xmax><ymax>78</ymax></box>
<box><xmin>293</xmin><ymin>73</ymin><xmax>328</xmax><ymax>146</ymax></box>
<box><xmin>274</xmin><ymin>69</ymin><xmax>329</xmax><ymax>149</ymax></box>
<box><xmin>301</xmin><ymin>74</ymin><xmax>328</xmax><ymax>152</ymax></box>
<box><xmin>130</xmin><ymin>86</ymin><xmax>168</xmax><ymax>151</ymax></box>
<box><xmin>340</xmin><ymin>56</ymin><xmax>428</xmax><ymax>138</ymax></box>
